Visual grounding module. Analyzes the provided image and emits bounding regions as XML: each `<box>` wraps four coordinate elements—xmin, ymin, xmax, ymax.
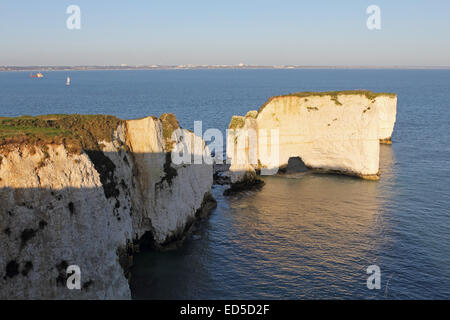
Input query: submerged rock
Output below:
<box><xmin>223</xmin><ymin>178</ymin><xmax>265</xmax><ymax>196</ymax></box>
<box><xmin>213</xmin><ymin>162</ymin><xmax>231</xmax><ymax>185</ymax></box>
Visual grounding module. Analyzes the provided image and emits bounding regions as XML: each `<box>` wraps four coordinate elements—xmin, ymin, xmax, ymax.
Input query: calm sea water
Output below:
<box><xmin>1</xmin><ymin>69</ymin><xmax>449</xmax><ymax>299</ymax></box>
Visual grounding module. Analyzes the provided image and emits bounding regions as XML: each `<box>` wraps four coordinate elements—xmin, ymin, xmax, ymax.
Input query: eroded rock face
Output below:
<box><xmin>0</xmin><ymin>114</ymin><xmax>213</xmax><ymax>299</ymax></box>
<box><xmin>377</xmin><ymin>95</ymin><xmax>398</xmax><ymax>144</ymax></box>
<box><xmin>125</xmin><ymin>117</ymin><xmax>213</xmax><ymax>245</ymax></box>
<box><xmin>227</xmin><ymin>116</ymin><xmax>259</xmax><ymax>184</ymax></box>
<box><xmin>227</xmin><ymin>91</ymin><xmax>397</xmax><ymax>181</ymax></box>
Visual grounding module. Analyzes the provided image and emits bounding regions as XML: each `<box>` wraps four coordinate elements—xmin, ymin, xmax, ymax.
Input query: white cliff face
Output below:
<box><xmin>0</xmin><ymin>115</ymin><xmax>213</xmax><ymax>299</ymax></box>
<box><xmin>376</xmin><ymin>95</ymin><xmax>398</xmax><ymax>143</ymax></box>
<box><xmin>0</xmin><ymin>144</ymin><xmax>132</xmax><ymax>299</ymax></box>
<box><xmin>125</xmin><ymin>117</ymin><xmax>213</xmax><ymax>244</ymax></box>
<box><xmin>227</xmin><ymin>116</ymin><xmax>258</xmax><ymax>184</ymax></box>
<box><xmin>227</xmin><ymin>92</ymin><xmax>397</xmax><ymax>180</ymax></box>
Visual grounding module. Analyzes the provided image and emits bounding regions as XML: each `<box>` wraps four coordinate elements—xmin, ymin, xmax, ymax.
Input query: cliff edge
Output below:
<box><xmin>0</xmin><ymin>114</ymin><xmax>214</xmax><ymax>299</ymax></box>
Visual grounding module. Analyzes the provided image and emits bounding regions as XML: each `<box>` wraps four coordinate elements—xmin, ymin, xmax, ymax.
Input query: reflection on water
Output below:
<box><xmin>1</xmin><ymin>69</ymin><xmax>448</xmax><ymax>299</ymax></box>
<box><xmin>131</xmin><ymin>147</ymin><xmax>403</xmax><ymax>299</ymax></box>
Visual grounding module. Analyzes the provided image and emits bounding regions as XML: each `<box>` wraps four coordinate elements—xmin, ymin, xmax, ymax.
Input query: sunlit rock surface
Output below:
<box><xmin>227</xmin><ymin>91</ymin><xmax>397</xmax><ymax>181</ymax></box>
<box><xmin>0</xmin><ymin>114</ymin><xmax>213</xmax><ymax>299</ymax></box>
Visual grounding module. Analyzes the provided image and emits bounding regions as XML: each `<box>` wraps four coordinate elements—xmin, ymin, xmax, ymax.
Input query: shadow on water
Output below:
<box><xmin>130</xmin><ymin>146</ymin><xmax>402</xmax><ymax>299</ymax></box>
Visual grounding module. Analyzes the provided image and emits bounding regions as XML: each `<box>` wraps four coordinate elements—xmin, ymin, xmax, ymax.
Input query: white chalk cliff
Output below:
<box><xmin>227</xmin><ymin>91</ymin><xmax>397</xmax><ymax>181</ymax></box>
<box><xmin>0</xmin><ymin>114</ymin><xmax>214</xmax><ymax>299</ymax></box>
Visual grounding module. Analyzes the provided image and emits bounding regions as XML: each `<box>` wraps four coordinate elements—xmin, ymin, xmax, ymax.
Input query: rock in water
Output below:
<box><xmin>226</xmin><ymin>90</ymin><xmax>397</xmax><ymax>181</ymax></box>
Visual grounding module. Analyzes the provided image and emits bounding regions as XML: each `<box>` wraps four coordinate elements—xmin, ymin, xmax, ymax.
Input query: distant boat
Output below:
<box><xmin>66</xmin><ymin>76</ymin><xmax>71</xmax><ymax>86</ymax></box>
<box><xmin>30</xmin><ymin>72</ymin><xmax>44</xmax><ymax>78</ymax></box>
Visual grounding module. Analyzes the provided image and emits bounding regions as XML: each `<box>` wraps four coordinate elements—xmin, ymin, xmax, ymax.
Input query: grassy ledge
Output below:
<box><xmin>159</xmin><ymin>113</ymin><xmax>180</xmax><ymax>151</ymax></box>
<box><xmin>258</xmin><ymin>90</ymin><xmax>397</xmax><ymax>113</ymax></box>
<box><xmin>0</xmin><ymin>114</ymin><xmax>124</xmax><ymax>154</ymax></box>
<box><xmin>228</xmin><ymin>116</ymin><xmax>245</xmax><ymax>130</ymax></box>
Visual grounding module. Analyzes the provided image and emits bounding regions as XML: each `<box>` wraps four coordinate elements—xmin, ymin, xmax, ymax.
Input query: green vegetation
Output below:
<box><xmin>0</xmin><ymin>114</ymin><xmax>123</xmax><ymax>154</ymax></box>
<box><xmin>0</xmin><ymin>124</ymin><xmax>69</xmax><ymax>140</ymax></box>
<box><xmin>258</xmin><ymin>90</ymin><xmax>396</xmax><ymax>113</ymax></box>
<box><xmin>245</xmin><ymin>110</ymin><xmax>258</xmax><ymax>119</ymax></box>
<box><xmin>331</xmin><ymin>96</ymin><xmax>343</xmax><ymax>106</ymax></box>
<box><xmin>156</xmin><ymin>152</ymin><xmax>178</xmax><ymax>189</ymax></box>
<box><xmin>0</xmin><ymin>114</ymin><xmax>126</xmax><ymax>199</ymax></box>
<box><xmin>37</xmin><ymin>145</ymin><xmax>50</xmax><ymax>168</ymax></box>
<box><xmin>229</xmin><ymin>116</ymin><xmax>245</xmax><ymax>130</ymax></box>
<box><xmin>159</xmin><ymin>113</ymin><xmax>180</xmax><ymax>151</ymax></box>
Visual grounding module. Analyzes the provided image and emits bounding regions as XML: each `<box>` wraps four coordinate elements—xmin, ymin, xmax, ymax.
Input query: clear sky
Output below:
<box><xmin>1</xmin><ymin>0</ymin><xmax>449</xmax><ymax>66</ymax></box>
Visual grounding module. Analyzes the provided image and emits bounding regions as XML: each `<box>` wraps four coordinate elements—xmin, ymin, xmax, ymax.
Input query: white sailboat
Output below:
<box><xmin>66</xmin><ymin>76</ymin><xmax>71</xmax><ymax>86</ymax></box>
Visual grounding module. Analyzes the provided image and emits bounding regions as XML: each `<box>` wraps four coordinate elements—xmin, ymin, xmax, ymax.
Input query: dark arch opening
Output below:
<box><xmin>278</xmin><ymin>156</ymin><xmax>309</xmax><ymax>174</ymax></box>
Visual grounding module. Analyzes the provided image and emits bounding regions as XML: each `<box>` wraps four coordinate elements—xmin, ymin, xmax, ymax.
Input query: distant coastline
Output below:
<box><xmin>1</xmin><ymin>65</ymin><xmax>450</xmax><ymax>72</ymax></box>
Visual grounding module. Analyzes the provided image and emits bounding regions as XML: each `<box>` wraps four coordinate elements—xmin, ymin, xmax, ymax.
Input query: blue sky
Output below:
<box><xmin>1</xmin><ymin>0</ymin><xmax>449</xmax><ymax>66</ymax></box>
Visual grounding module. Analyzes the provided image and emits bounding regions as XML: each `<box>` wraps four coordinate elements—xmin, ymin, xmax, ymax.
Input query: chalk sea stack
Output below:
<box><xmin>226</xmin><ymin>91</ymin><xmax>397</xmax><ymax>183</ymax></box>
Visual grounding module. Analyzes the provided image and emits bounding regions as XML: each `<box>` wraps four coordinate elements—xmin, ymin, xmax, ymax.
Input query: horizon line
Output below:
<box><xmin>1</xmin><ymin>65</ymin><xmax>450</xmax><ymax>71</ymax></box>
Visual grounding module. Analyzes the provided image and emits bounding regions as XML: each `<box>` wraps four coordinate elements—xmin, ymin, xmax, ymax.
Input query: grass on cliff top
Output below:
<box><xmin>245</xmin><ymin>110</ymin><xmax>258</xmax><ymax>119</ymax></box>
<box><xmin>258</xmin><ymin>90</ymin><xmax>397</xmax><ymax>113</ymax></box>
<box><xmin>229</xmin><ymin>116</ymin><xmax>245</xmax><ymax>130</ymax></box>
<box><xmin>0</xmin><ymin>114</ymin><xmax>123</xmax><ymax>154</ymax></box>
<box><xmin>159</xmin><ymin>113</ymin><xmax>180</xmax><ymax>151</ymax></box>
<box><xmin>229</xmin><ymin>111</ymin><xmax>258</xmax><ymax>130</ymax></box>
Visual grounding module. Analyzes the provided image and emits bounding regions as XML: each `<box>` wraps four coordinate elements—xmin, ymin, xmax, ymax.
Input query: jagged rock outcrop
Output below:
<box><xmin>0</xmin><ymin>114</ymin><xmax>214</xmax><ymax>299</ymax></box>
<box><xmin>226</xmin><ymin>91</ymin><xmax>397</xmax><ymax>182</ymax></box>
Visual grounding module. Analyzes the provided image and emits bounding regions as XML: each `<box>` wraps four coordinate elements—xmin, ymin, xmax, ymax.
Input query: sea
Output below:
<box><xmin>0</xmin><ymin>69</ymin><xmax>449</xmax><ymax>299</ymax></box>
